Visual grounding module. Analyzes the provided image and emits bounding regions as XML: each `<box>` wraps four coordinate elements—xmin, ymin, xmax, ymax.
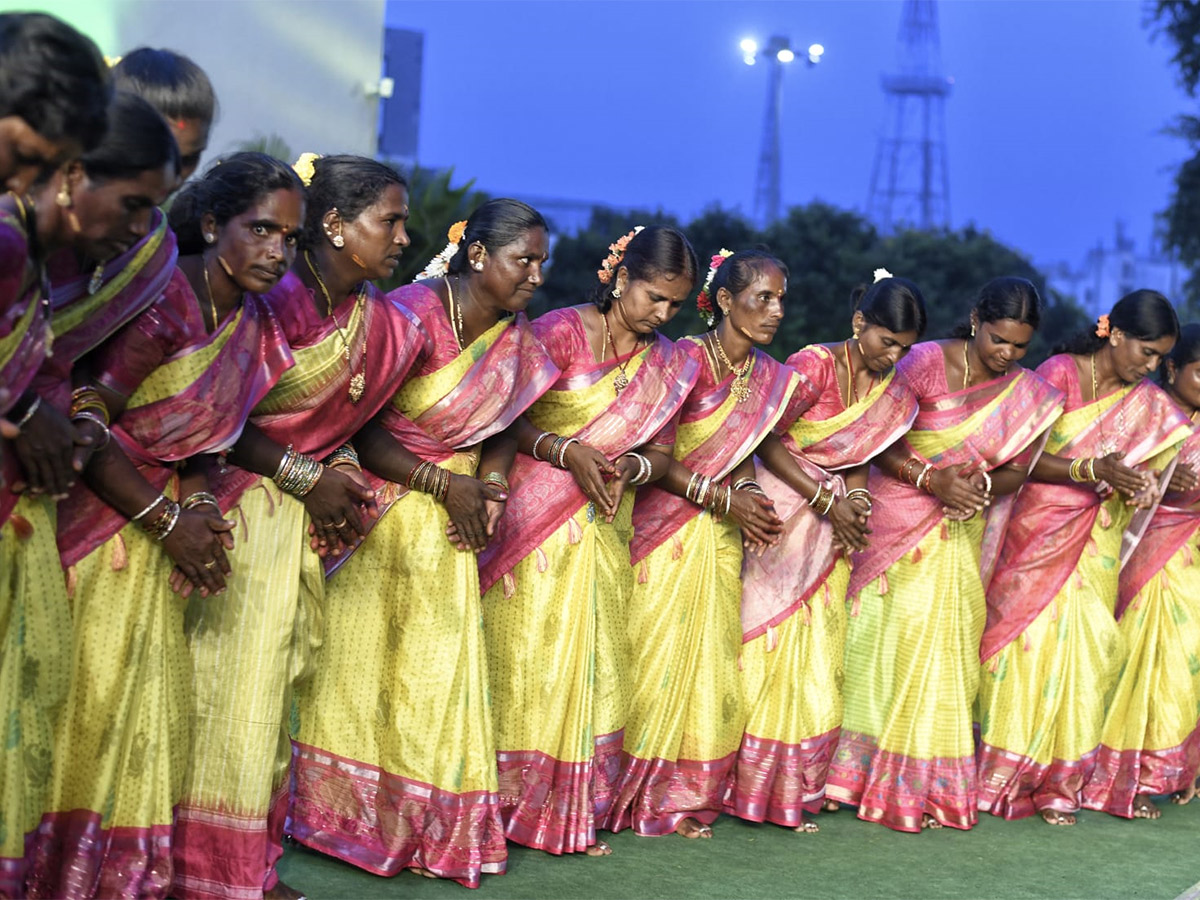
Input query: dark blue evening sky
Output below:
<box><xmin>386</xmin><ymin>0</ymin><xmax>1191</xmax><ymax>268</ymax></box>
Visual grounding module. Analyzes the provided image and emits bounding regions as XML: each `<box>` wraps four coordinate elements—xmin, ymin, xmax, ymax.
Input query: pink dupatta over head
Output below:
<box><xmin>478</xmin><ymin>308</ymin><xmax>698</xmax><ymax>594</ymax></box>
<box><xmin>630</xmin><ymin>341</ymin><xmax>799</xmax><ymax>566</ymax></box>
<box><xmin>847</xmin><ymin>342</ymin><xmax>1065</xmax><ymax>599</ymax></box>
<box><xmin>57</xmin><ymin>271</ymin><xmax>294</xmax><ymax>566</ymax></box>
<box><xmin>741</xmin><ymin>344</ymin><xmax>918</xmax><ymax>642</ymax></box>
<box><xmin>981</xmin><ymin>354</ymin><xmax>1191</xmax><ymax>661</ymax></box>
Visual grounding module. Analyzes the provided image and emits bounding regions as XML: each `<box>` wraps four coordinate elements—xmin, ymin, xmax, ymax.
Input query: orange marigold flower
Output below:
<box><xmin>447</xmin><ymin>220</ymin><xmax>467</xmax><ymax>244</ymax></box>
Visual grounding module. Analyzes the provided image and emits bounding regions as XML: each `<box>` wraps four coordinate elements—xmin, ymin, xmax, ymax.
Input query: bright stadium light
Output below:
<box><xmin>740</xmin><ymin>37</ymin><xmax>757</xmax><ymax>54</ymax></box>
<box><xmin>776</xmin><ymin>47</ymin><xmax>795</xmax><ymax>63</ymax></box>
<box><xmin>808</xmin><ymin>43</ymin><xmax>825</xmax><ymax>64</ymax></box>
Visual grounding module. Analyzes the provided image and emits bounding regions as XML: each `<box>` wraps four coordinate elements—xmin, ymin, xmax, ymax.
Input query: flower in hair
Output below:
<box><xmin>104</xmin><ymin>55</ymin><xmax>123</xmax><ymax>68</ymax></box>
<box><xmin>415</xmin><ymin>219</ymin><xmax>469</xmax><ymax>281</ymax></box>
<box><xmin>1095</xmin><ymin>313</ymin><xmax>1111</xmax><ymax>339</ymax></box>
<box><xmin>292</xmin><ymin>152</ymin><xmax>320</xmax><ymax>187</ymax></box>
<box><xmin>597</xmin><ymin>225</ymin><xmax>644</xmax><ymax>284</ymax></box>
<box><xmin>872</xmin><ymin>268</ymin><xmax>894</xmax><ymax>284</ymax></box>
<box><xmin>695</xmin><ymin>249</ymin><xmax>734</xmax><ymax>327</ymax></box>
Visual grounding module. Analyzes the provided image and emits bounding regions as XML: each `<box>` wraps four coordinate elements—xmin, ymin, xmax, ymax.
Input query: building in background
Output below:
<box><xmin>1044</xmin><ymin>222</ymin><xmax>1186</xmax><ymax>318</ymax></box>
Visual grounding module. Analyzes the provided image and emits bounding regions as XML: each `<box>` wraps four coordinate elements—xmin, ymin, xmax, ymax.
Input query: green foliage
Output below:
<box><xmin>234</xmin><ymin>133</ymin><xmax>294</xmax><ymax>163</ymax></box>
<box><xmin>1150</xmin><ymin>1</ymin><xmax>1200</xmax><ymax>312</ymax></box>
<box><xmin>538</xmin><ymin>202</ymin><xmax>1089</xmax><ymax>366</ymax></box>
<box><xmin>377</xmin><ymin>165</ymin><xmax>490</xmax><ymax>291</ymax></box>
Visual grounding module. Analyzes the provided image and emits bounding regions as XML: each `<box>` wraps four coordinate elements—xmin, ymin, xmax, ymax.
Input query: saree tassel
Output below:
<box><xmin>800</xmin><ymin>603</ymin><xmax>812</xmax><ymax>626</ymax></box>
<box><xmin>1098</xmin><ymin>505</ymin><xmax>1112</xmax><ymax>529</ymax></box>
<box><xmin>1023</xmin><ymin>631</ymin><xmax>1032</xmax><ymax>651</ymax></box>
<box><xmin>849</xmin><ymin>593</ymin><xmax>862</xmax><ymax>617</ymax></box>
<box><xmin>110</xmin><ymin>533</ymin><xmax>128</xmax><ymax>571</ymax></box>
<box><xmin>940</xmin><ymin>522</ymin><xmax>949</xmax><ymax>541</ymax></box>
<box><xmin>65</xmin><ymin>565</ymin><xmax>77</xmax><ymax>599</ymax></box>
<box><xmin>637</xmin><ymin>559</ymin><xmax>649</xmax><ymax>584</ymax></box>
<box><xmin>535</xmin><ymin>546</ymin><xmax>548</xmax><ymax>573</ymax></box>
<box><xmin>1049</xmin><ymin>601</ymin><xmax>1058</xmax><ymax>622</ymax></box>
<box><xmin>671</xmin><ymin>534</ymin><xmax>683</xmax><ymax>560</ymax></box>
<box><xmin>1074</xmin><ymin>570</ymin><xmax>1084</xmax><ymax>590</ymax></box>
<box><xmin>502</xmin><ymin>571</ymin><xmax>516</xmax><ymax>599</ymax></box>
<box><xmin>9</xmin><ymin>514</ymin><xmax>32</xmax><ymax>540</ymax></box>
<box><xmin>567</xmin><ymin>516</ymin><xmax>582</xmax><ymax>545</ymax></box>
<box><xmin>1160</xmin><ymin>570</ymin><xmax>1171</xmax><ymax>592</ymax></box>
<box><xmin>878</xmin><ymin>571</ymin><xmax>889</xmax><ymax>596</ymax></box>
<box><xmin>986</xmin><ymin>656</ymin><xmax>999</xmax><ymax>674</ymax></box>
<box><xmin>823</xmin><ymin>582</ymin><xmax>832</xmax><ymax>607</ymax></box>
<box><xmin>260</xmin><ymin>481</ymin><xmax>277</xmax><ymax>517</ymax></box>
<box><xmin>237</xmin><ymin>505</ymin><xmax>251</xmax><ymax>542</ymax></box>
<box><xmin>1183</xmin><ymin>543</ymin><xmax>1194</xmax><ymax>567</ymax></box>
<box><xmin>1085</xmin><ymin>537</ymin><xmax>1098</xmax><ymax>557</ymax></box>
<box><xmin>910</xmin><ymin>546</ymin><xmax>923</xmax><ymax>564</ymax></box>
<box><xmin>766</xmin><ymin>625</ymin><xmax>778</xmax><ymax>653</ymax></box>
<box><xmin>737</xmin><ymin>652</ymin><xmax>745</xmax><ymax>671</ymax></box>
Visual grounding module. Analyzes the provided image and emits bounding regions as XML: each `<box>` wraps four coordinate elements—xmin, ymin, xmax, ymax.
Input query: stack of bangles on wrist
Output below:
<box><xmin>408</xmin><ymin>460</ymin><xmax>450</xmax><ymax>502</ymax></box>
<box><xmin>808</xmin><ymin>483</ymin><xmax>836</xmax><ymax>516</ymax></box>
<box><xmin>273</xmin><ymin>444</ymin><xmax>324</xmax><ymax>497</ymax></box>
<box><xmin>1068</xmin><ymin>456</ymin><xmax>1097</xmax><ymax>483</ymax></box>
<box><xmin>844</xmin><ymin>487</ymin><xmax>873</xmax><ymax>512</ymax></box>
<box><xmin>732</xmin><ymin>477</ymin><xmax>766</xmax><ymax>496</ymax></box>
<box><xmin>131</xmin><ymin>494</ymin><xmax>180</xmax><ymax>540</ymax></box>
<box><xmin>481</xmin><ymin>471</ymin><xmax>509</xmax><ymax>494</ymax></box>
<box><xmin>69</xmin><ymin>385</ymin><xmax>111</xmax><ymax>450</ymax></box>
<box><xmin>899</xmin><ymin>457</ymin><xmax>935</xmax><ymax>493</ymax></box>
<box><xmin>324</xmin><ymin>442</ymin><xmax>361</xmax><ymax>472</ymax></box>
<box><xmin>532</xmin><ymin>431</ymin><xmax>578</xmax><ymax>469</ymax></box>
<box><xmin>686</xmin><ymin>472</ymin><xmax>733</xmax><ymax>518</ymax></box>
<box><xmin>181</xmin><ymin>491</ymin><xmax>220</xmax><ymax>512</ymax></box>
<box><xmin>621</xmin><ymin>452</ymin><xmax>653</xmax><ymax>486</ymax></box>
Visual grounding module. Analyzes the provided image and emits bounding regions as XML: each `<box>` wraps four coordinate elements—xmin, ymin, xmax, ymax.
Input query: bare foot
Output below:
<box><xmin>920</xmin><ymin>814</ymin><xmax>943</xmax><ymax>830</ymax></box>
<box><xmin>265</xmin><ymin>881</ymin><xmax>307</xmax><ymax>900</ymax></box>
<box><xmin>821</xmin><ymin>798</ymin><xmax>840</xmax><ymax>813</ymax></box>
<box><xmin>1171</xmin><ymin>778</ymin><xmax>1199</xmax><ymax>805</ymax></box>
<box><xmin>1040</xmin><ymin>809</ymin><xmax>1076</xmax><ymax>826</ymax></box>
<box><xmin>793</xmin><ymin>817</ymin><xmax>820</xmax><ymax>833</ymax></box>
<box><xmin>585</xmin><ymin>840</ymin><xmax>612</xmax><ymax>857</ymax></box>
<box><xmin>1132</xmin><ymin>794</ymin><xmax>1162</xmax><ymax>819</ymax></box>
<box><xmin>675</xmin><ymin>816</ymin><xmax>713</xmax><ymax>839</ymax></box>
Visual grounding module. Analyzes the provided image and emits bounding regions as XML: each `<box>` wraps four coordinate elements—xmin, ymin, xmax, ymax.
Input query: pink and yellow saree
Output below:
<box><xmin>826</xmin><ymin>341</ymin><xmax>1063</xmax><ymax>832</ymax></box>
<box><xmin>171</xmin><ymin>273</ymin><xmax>428</xmax><ymax>900</ymax></box>
<box><xmin>727</xmin><ymin>344</ymin><xmax>917</xmax><ymax>827</ymax></box>
<box><xmin>479</xmin><ymin>306</ymin><xmax>698</xmax><ymax>854</ymax></box>
<box><xmin>290</xmin><ymin>283</ymin><xmax>557</xmax><ymax>887</ymax></box>
<box><xmin>978</xmin><ymin>354</ymin><xmax>1191</xmax><ymax>820</ymax></box>
<box><xmin>606</xmin><ymin>341</ymin><xmax>799</xmax><ymax>836</ymax></box>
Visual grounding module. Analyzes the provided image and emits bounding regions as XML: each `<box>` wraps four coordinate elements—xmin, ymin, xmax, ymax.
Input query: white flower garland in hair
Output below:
<box><xmin>872</xmin><ymin>267</ymin><xmax>894</xmax><ymax>283</ymax></box>
<box><xmin>415</xmin><ymin>219</ymin><xmax>468</xmax><ymax>281</ymax></box>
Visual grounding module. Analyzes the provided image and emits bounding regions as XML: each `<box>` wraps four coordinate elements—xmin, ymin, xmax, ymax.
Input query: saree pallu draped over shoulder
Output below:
<box><xmin>172</xmin><ymin>274</ymin><xmax>428</xmax><ymax>900</ymax></box>
<box><xmin>26</xmin><ymin>273</ymin><xmax>292</xmax><ymax>900</ymax></box>
<box><xmin>728</xmin><ymin>345</ymin><xmax>917</xmax><ymax>828</ymax></box>
<box><xmin>290</xmin><ymin>283</ymin><xmax>558</xmax><ymax>887</ymax></box>
<box><xmin>826</xmin><ymin>342</ymin><xmax>1064</xmax><ymax>833</ymax></box>
<box><xmin>481</xmin><ymin>306</ymin><xmax>700</xmax><ymax>855</ymax></box>
<box><xmin>976</xmin><ymin>354</ymin><xmax>1190</xmax><ymax>821</ymax></box>
<box><xmin>0</xmin><ymin>202</ymin><xmax>70</xmax><ymax>899</ymax></box>
<box><xmin>607</xmin><ymin>342</ymin><xmax>799</xmax><ymax>836</ymax></box>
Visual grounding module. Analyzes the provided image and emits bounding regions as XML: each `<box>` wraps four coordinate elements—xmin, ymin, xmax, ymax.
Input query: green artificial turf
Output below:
<box><xmin>277</xmin><ymin>798</ymin><xmax>1200</xmax><ymax>900</ymax></box>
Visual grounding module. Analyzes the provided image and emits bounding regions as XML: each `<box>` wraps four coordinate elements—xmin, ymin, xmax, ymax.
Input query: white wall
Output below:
<box><xmin>10</xmin><ymin>0</ymin><xmax>386</xmax><ymax>161</ymax></box>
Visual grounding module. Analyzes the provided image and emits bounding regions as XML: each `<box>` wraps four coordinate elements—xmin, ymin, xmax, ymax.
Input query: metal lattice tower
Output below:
<box><xmin>866</xmin><ymin>0</ymin><xmax>953</xmax><ymax>232</ymax></box>
<box><xmin>752</xmin><ymin>38</ymin><xmax>788</xmax><ymax>227</ymax></box>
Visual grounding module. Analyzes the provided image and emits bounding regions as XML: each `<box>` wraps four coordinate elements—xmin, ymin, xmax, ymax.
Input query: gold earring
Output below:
<box><xmin>970</xmin><ymin>323</ymin><xmax>977</xmax><ymax>337</ymax></box>
<box><xmin>55</xmin><ymin>183</ymin><xmax>71</xmax><ymax>207</ymax></box>
<box><xmin>612</xmin><ymin>287</ymin><xmax>622</xmax><ymax>300</ymax></box>
<box><xmin>472</xmin><ymin>261</ymin><xmax>484</xmax><ymax>271</ymax></box>
<box><xmin>331</xmin><ymin>234</ymin><xmax>345</xmax><ymax>248</ymax></box>
<box><xmin>1169</xmin><ymin>372</ymin><xmax>1176</xmax><ymax>385</ymax></box>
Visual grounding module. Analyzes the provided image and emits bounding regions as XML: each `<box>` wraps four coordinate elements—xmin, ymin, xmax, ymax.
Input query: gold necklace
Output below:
<box><xmin>962</xmin><ymin>339</ymin><xmax>971</xmax><ymax>390</ymax></box>
<box><xmin>1091</xmin><ymin>352</ymin><xmax>1125</xmax><ymax>455</ymax></box>
<box><xmin>445</xmin><ymin>275</ymin><xmax>465</xmax><ymax>350</ymax></box>
<box><xmin>603</xmin><ymin>312</ymin><xmax>635</xmax><ymax>393</ymax></box>
<box><xmin>201</xmin><ymin>256</ymin><xmax>220</xmax><ymax>331</ymax></box>
<box><xmin>711</xmin><ymin>330</ymin><xmax>751</xmax><ymax>402</ymax></box>
<box><xmin>305</xmin><ymin>250</ymin><xmax>367</xmax><ymax>403</ymax></box>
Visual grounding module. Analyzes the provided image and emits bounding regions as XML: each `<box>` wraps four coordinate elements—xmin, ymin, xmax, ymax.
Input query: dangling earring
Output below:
<box><xmin>217</xmin><ymin>256</ymin><xmax>234</xmax><ymax>277</ymax></box>
<box><xmin>330</xmin><ymin>234</ymin><xmax>345</xmax><ymax>249</ymax></box>
<box><xmin>472</xmin><ymin>261</ymin><xmax>484</xmax><ymax>271</ymax></box>
<box><xmin>970</xmin><ymin>322</ymin><xmax>977</xmax><ymax>337</ymax></box>
<box><xmin>55</xmin><ymin>184</ymin><xmax>72</xmax><ymax>207</ymax></box>
<box><xmin>1169</xmin><ymin>371</ymin><xmax>1177</xmax><ymax>385</ymax></box>
<box><xmin>612</xmin><ymin>287</ymin><xmax>622</xmax><ymax>300</ymax></box>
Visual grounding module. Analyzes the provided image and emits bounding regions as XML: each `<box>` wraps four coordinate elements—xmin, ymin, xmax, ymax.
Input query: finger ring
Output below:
<box><xmin>333</xmin><ymin>518</ymin><xmax>347</xmax><ymax>528</ymax></box>
<box><xmin>204</xmin><ymin>560</ymin><xmax>217</xmax><ymax>569</ymax></box>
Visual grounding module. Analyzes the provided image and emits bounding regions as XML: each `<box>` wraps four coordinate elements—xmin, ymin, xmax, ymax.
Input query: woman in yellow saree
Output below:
<box><xmin>607</xmin><ymin>250</ymin><xmax>798</xmax><ymax>839</ymax></box>
<box><xmin>826</xmin><ymin>278</ymin><xmax>1064</xmax><ymax>832</ymax></box>
<box><xmin>479</xmin><ymin>225</ymin><xmax>700</xmax><ymax>856</ymax></box>
<box><xmin>979</xmin><ymin>291</ymin><xmax>1191</xmax><ymax>825</ymax></box>
<box><xmin>1083</xmin><ymin>323</ymin><xmax>1200</xmax><ymax>818</ymax></box>
<box><xmin>728</xmin><ymin>275</ymin><xmax>924</xmax><ymax>834</ymax></box>
<box><xmin>290</xmin><ymin>201</ymin><xmax>557</xmax><ymax>887</ymax></box>
<box><xmin>27</xmin><ymin>155</ymin><xmax>303</xmax><ymax>900</ymax></box>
